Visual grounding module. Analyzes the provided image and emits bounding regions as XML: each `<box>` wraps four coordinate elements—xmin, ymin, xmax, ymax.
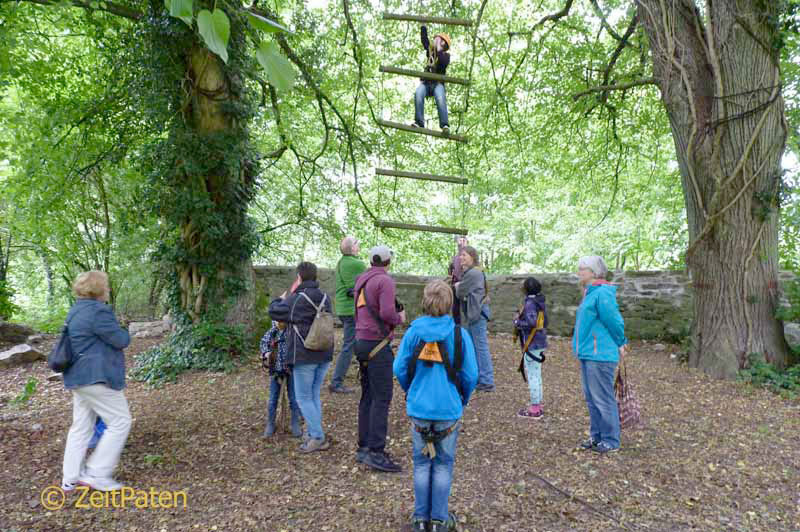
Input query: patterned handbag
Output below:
<box><xmin>615</xmin><ymin>360</ymin><xmax>642</xmax><ymax>429</ymax></box>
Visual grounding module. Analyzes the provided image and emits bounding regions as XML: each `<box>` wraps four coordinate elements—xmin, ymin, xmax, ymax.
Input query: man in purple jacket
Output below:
<box><xmin>353</xmin><ymin>245</ymin><xmax>405</xmax><ymax>472</ymax></box>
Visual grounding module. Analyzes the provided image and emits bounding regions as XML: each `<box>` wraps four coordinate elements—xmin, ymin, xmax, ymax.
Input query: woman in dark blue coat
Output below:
<box><xmin>61</xmin><ymin>271</ymin><xmax>132</xmax><ymax>492</ymax></box>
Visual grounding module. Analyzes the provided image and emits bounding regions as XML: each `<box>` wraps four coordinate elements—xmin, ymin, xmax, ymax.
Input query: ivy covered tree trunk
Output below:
<box><xmin>637</xmin><ymin>0</ymin><xmax>793</xmax><ymax>378</ymax></box>
<box><xmin>146</xmin><ymin>6</ymin><xmax>258</xmax><ymax>331</ymax></box>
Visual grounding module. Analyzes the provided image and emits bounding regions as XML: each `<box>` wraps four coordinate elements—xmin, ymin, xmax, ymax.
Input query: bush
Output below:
<box><xmin>739</xmin><ymin>354</ymin><xmax>800</xmax><ymax>400</ymax></box>
<box><xmin>131</xmin><ymin>320</ymin><xmax>248</xmax><ymax>386</ymax></box>
<box><xmin>13</xmin><ymin>305</ymin><xmax>68</xmax><ymax>333</ymax></box>
<box><xmin>0</xmin><ymin>281</ymin><xmax>20</xmax><ymax>321</ymax></box>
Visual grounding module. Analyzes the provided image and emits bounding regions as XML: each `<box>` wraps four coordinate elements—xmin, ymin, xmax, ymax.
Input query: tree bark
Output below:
<box><xmin>637</xmin><ymin>0</ymin><xmax>793</xmax><ymax>378</ymax></box>
<box><xmin>176</xmin><ymin>45</ymin><xmax>255</xmax><ymax>332</ymax></box>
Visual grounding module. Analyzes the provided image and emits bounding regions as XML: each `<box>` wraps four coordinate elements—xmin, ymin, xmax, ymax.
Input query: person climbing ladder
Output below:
<box><xmin>413</xmin><ymin>25</ymin><xmax>451</xmax><ymax>133</ymax></box>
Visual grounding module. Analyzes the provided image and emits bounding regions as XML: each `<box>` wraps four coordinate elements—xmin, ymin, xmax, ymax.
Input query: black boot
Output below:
<box><xmin>363</xmin><ymin>450</ymin><xmax>402</xmax><ymax>473</ymax></box>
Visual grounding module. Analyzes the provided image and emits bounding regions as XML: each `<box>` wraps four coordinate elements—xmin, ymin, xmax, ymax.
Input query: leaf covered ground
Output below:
<box><xmin>1</xmin><ymin>333</ymin><xmax>798</xmax><ymax>531</ymax></box>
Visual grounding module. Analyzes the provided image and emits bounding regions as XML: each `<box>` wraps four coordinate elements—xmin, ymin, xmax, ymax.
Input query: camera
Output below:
<box><xmin>346</xmin><ymin>288</ymin><xmax>355</xmax><ymax>298</ymax></box>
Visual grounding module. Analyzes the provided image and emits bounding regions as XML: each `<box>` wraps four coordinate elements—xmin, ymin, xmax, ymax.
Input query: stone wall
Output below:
<box><xmin>253</xmin><ymin>266</ymin><xmax>798</xmax><ymax>343</ymax></box>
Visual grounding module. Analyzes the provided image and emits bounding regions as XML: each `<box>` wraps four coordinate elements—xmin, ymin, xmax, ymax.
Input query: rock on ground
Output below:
<box><xmin>0</xmin><ymin>344</ymin><xmax>44</xmax><ymax>368</ymax></box>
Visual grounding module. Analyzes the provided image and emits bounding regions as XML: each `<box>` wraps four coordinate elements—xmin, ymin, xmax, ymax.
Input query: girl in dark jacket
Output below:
<box><xmin>514</xmin><ymin>277</ymin><xmax>548</xmax><ymax>419</ymax></box>
<box><xmin>268</xmin><ymin>262</ymin><xmax>333</xmax><ymax>453</ymax></box>
<box><xmin>61</xmin><ymin>271</ymin><xmax>132</xmax><ymax>492</ymax></box>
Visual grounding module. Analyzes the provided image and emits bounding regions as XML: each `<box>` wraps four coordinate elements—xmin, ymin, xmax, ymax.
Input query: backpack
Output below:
<box><xmin>293</xmin><ymin>292</ymin><xmax>334</xmax><ymax>351</ymax></box>
<box><xmin>407</xmin><ymin>326</ymin><xmax>466</xmax><ymax>402</ymax></box>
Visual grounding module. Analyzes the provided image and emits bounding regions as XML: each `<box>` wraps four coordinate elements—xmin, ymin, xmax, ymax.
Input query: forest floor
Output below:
<box><xmin>0</xmin><ymin>332</ymin><xmax>798</xmax><ymax>532</ymax></box>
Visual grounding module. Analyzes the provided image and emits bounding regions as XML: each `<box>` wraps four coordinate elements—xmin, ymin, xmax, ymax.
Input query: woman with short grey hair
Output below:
<box><xmin>61</xmin><ymin>271</ymin><xmax>132</xmax><ymax>491</ymax></box>
<box><xmin>572</xmin><ymin>256</ymin><xmax>627</xmax><ymax>453</ymax></box>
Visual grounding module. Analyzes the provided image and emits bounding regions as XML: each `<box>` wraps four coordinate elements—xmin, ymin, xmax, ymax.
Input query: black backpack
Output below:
<box><xmin>407</xmin><ymin>326</ymin><xmax>466</xmax><ymax>402</ymax></box>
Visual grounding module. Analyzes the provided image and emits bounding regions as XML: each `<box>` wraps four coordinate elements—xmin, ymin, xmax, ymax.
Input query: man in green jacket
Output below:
<box><xmin>329</xmin><ymin>236</ymin><xmax>367</xmax><ymax>394</ymax></box>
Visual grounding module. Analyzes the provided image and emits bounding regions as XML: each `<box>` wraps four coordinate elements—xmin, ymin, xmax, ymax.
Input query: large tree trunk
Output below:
<box><xmin>637</xmin><ymin>0</ymin><xmax>793</xmax><ymax>378</ymax></box>
<box><xmin>177</xmin><ymin>45</ymin><xmax>255</xmax><ymax>331</ymax></box>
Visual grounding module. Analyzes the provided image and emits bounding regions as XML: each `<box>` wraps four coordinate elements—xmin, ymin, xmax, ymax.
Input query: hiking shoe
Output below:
<box><xmin>517</xmin><ymin>405</ymin><xmax>543</xmax><ymax>419</ymax></box>
<box><xmin>430</xmin><ymin>514</ymin><xmax>457</xmax><ymax>532</ymax></box>
<box><xmin>61</xmin><ymin>480</ymin><xmax>78</xmax><ymax>493</ymax></box>
<box><xmin>77</xmin><ymin>475</ymin><xmax>123</xmax><ymax>492</ymax></box>
<box><xmin>579</xmin><ymin>438</ymin><xmax>599</xmax><ymax>450</ymax></box>
<box><xmin>475</xmin><ymin>384</ymin><xmax>495</xmax><ymax>392</ymax></box>
<box><xmin>299</xmin><ymin>437</ymin><xmax>330</xmax><ymax>453</ymax></box>
<box><xmin>329</xmin><ymin>384</ymin><xmax>355</xmax><ymax>394</ymax></box>
<box><xmin>363</xmin><ymin>450</ymin><xmax>402</xmax><ymax>473</ymax></box>
<box><xmin>441</xmin><ymin>125</ymin><xmax>449</xmax><ymax>134</ymax></box>
<box><xmin>410</xmin><ymin>518</ymin><xmax>429</xmax><ymax>532</ymax></box>
<box><xmin>410</xmin><ymin>122</ymin><xmax>422</xmax><ymax>128</ymax></box>
<box><xmin>592</xmin><ymin>442</ymin><xmax>619</xmax><ymax>454</ymax></box>
<box><xmin>355</xmin><ymin>446</ymin><xmax>369</xmax><ymax>463</ymax></box>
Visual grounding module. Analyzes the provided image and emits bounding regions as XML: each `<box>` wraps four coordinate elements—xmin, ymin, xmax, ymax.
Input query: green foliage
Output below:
<box><xmin>740</xmin><ymin>355</ymin><xmax>800</xmax><ymax>399</ymax></box>
<box><xmin>166</xmin><ymin>0</ymin><xmax>194</xmax><ymax>26</ymax></box>
<box><xmin>10</xmin><ymin>377</ymin><xmax>38</xmax><ymax>407</ymax></box>
<box><xmin>13</xmin><ymin>306</ymin><xmax>68</xmax><ymax>334</ymax></box>
<box><xmin>256</xmin><ymin>41</ymin><xmax>295</xmax><ymax>93</ymax></box>
<box><xmin>130</xmin><ymin>319</ymin><xmax>247</xmax><ymax>386</ymax></box>
<box><xmin>197</xmin><ymin>8</ymin><xmax>231</xmax><ymax>63</ymax></box>
<box><xmin>777</xmin><ymin>279</ymin><xmax>800</xmax><ymax>323</ymax></box>
<box><xmin>0</xmin><ymin>281</ymin><xmax>19</xmax><ymax>320</ymax></box>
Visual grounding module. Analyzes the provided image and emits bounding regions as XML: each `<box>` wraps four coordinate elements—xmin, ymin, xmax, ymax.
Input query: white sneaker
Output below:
<box><xmin>78</xmin><ymin>475</ymin><xmax>123</xmax><ymax>491</ymax></box>
<box><xmin>61</xmin><ymin>480</ymin><xmax>78</xmax><ymax>492</ymax></box>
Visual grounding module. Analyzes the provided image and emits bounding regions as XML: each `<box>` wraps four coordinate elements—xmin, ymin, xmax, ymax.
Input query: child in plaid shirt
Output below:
<box><xmin>260</xmin><ymin>322</ymin><xmax>302</xmax><ymax>437</ymax></box>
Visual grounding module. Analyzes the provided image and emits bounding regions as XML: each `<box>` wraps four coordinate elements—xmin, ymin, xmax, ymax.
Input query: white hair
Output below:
<box><xmin>578</xmin><ymin>256</ymin><xmax>608</xmax><ymax>279</ymax></box>
<box><xmin>340</xmin><ymin>236</ymin><xmax>358</xmax><ymax>255</ymax></box>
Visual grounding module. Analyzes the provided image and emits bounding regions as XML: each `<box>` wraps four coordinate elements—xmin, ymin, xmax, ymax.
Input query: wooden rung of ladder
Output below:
<box><xmin>379</xmin><ymin>65</ymin><xmax>470</xmax><ymax>86</ymax></box>
<box><xmin>376</xmin><ymin>168</ymin><xmax>468</xmax><ymax>185</ymax></box>
<box><xmin>376</xmin><ymin>119</ymin><xmax>468</xmax><ymax>142</ymax></box>
<box><xmin>376</xmin><ymin>220</ymin><xmax>467</xmax><ymax>236</ymax></box>
<box><xmin>382</xmin><ymin>12</ymin><xmax>473</xmax><ymax>27</ymax></box>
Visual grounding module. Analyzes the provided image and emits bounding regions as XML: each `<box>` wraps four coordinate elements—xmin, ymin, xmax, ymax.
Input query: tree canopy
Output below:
<box><xmin>1</xmin><ymin>0</ymin><xmax>798</xmax><ymax>374</ymax></box>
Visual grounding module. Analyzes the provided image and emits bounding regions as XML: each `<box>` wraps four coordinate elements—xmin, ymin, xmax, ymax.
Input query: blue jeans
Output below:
<box><xmin>524</xmin><ymin>350</ymin><xmax>543</xmax><ymax>404</ymax></box>
<box><xmin>87</xmin><ymin>417</ymin><xmax>106</xmax><ymax>449</ymax></box>
<box><xmin>292</xmin><ymin>362</ymin><xmax>330</xmax><ymax>440</ymax></box>
<box><xmin>268</xmin><ymin>374</ymin><xmax>300</xmax><ymax>419</ymax></box>
<box><xmin>411</xmin><ymin>418</ymin><xmax>460</xmax><ymax>523</ymax></box>
<box><xmin>330</xmin><ymin>316</ymin><xmax>356</xmax><ymax>388</ymax></box>
<box><xmin>415</xmin><ymin>82</ymin><xmax>448</xmax><ymax>128</ymax></box>
<box><xmin>466</xmin><ymin>318</ymin><xmax>494</xmax><ymax>388</ymax></box>
<box><xmin>579</xmin><ymin>360</ymin><xmax>620</xmax><ymax>448</ymax></box>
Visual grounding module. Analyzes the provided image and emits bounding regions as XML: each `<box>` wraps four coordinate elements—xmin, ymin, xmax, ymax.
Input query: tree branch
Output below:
<box><xmin>571</xmin><ymin>77</ymin><xmax>656</xmax><ymax>101</ymax></box>
<box><xmin>507</xmin><ymin>0</ymin><xmax>573</xmax><ymax>36</ymax></box>
<box><xmin>0</xmin><ymin>0</ymin><xmax>143</xmax><ymax>21</ymax></box>
<box><xmin>276</xmin><ymin>34</ymin><xmax>378</xmax><ymax>223</ymax></box>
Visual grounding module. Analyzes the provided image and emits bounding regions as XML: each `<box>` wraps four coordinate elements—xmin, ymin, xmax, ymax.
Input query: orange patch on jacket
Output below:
<box><xmin>418</xmin><ymin>343</ymin><xmax>443</xmax><ymax>363</ymax></box>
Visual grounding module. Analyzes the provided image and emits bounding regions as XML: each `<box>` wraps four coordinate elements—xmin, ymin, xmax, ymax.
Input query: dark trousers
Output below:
<box><xmin>356</xmin><ymin>339</ymin><xmax>394</xmax><ymax>452</ymax></box>
<box><xmin>451</xmin><ymin>286</ymin><xmax>461</xmax><ymax>325</ymax></box>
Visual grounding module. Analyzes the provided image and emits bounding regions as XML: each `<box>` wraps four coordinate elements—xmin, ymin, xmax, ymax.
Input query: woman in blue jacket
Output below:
<box><xmin>572</xmin><ymin>256</ymin><xmax>627</xmax><ymax>454</ymax></box>
<box><xmin>61</xmin><ymin>271</ymin><xmax>132</xmax><ymax>492</ymax></box>
<box><xmin>394</xmin><ymin>280</ymin><xmax>478</xmax><ymax>532</ymax></box>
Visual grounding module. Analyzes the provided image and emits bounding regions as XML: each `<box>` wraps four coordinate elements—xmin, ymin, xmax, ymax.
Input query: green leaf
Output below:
<box><xmin>256</xmin><ymin>41</ymin><xmax>295</xmax><ymax>93</ymax></box>
<box><xmin>168</xmin><ymin>0</ymin><xmax>193</xmax><ymax>26</ymax></box>
<box><xmin>246</xmin><ymin>11</ymin><xmax>292</xmax><ymax>34</ymax></box>
<box><xmin>197</xmin><ymin>9</ymin><xmax>230</xmax><ymax>64</ymax></box>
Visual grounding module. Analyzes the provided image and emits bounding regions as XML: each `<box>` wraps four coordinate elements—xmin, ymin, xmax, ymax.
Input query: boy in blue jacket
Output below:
<box><xmin>394</xmin><ymin>280</ymin><xmax>478</xmax><ymax>532</ymax></box>
<box><xmin>513</xmin><ymin>277</ymin><xmax>548</xmax><ymax>419</ymax></box>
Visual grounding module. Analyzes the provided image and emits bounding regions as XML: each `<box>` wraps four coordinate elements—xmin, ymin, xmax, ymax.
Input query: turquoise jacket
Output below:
<box><xmin>572</xmin><ymin>282</ymin><xmax>627</xmax><ymax>362</ymax></box>
<box><xmin>394</xmin><ymin>315</ymin><xmax>478</xmax><ymax>420</ymax></box>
